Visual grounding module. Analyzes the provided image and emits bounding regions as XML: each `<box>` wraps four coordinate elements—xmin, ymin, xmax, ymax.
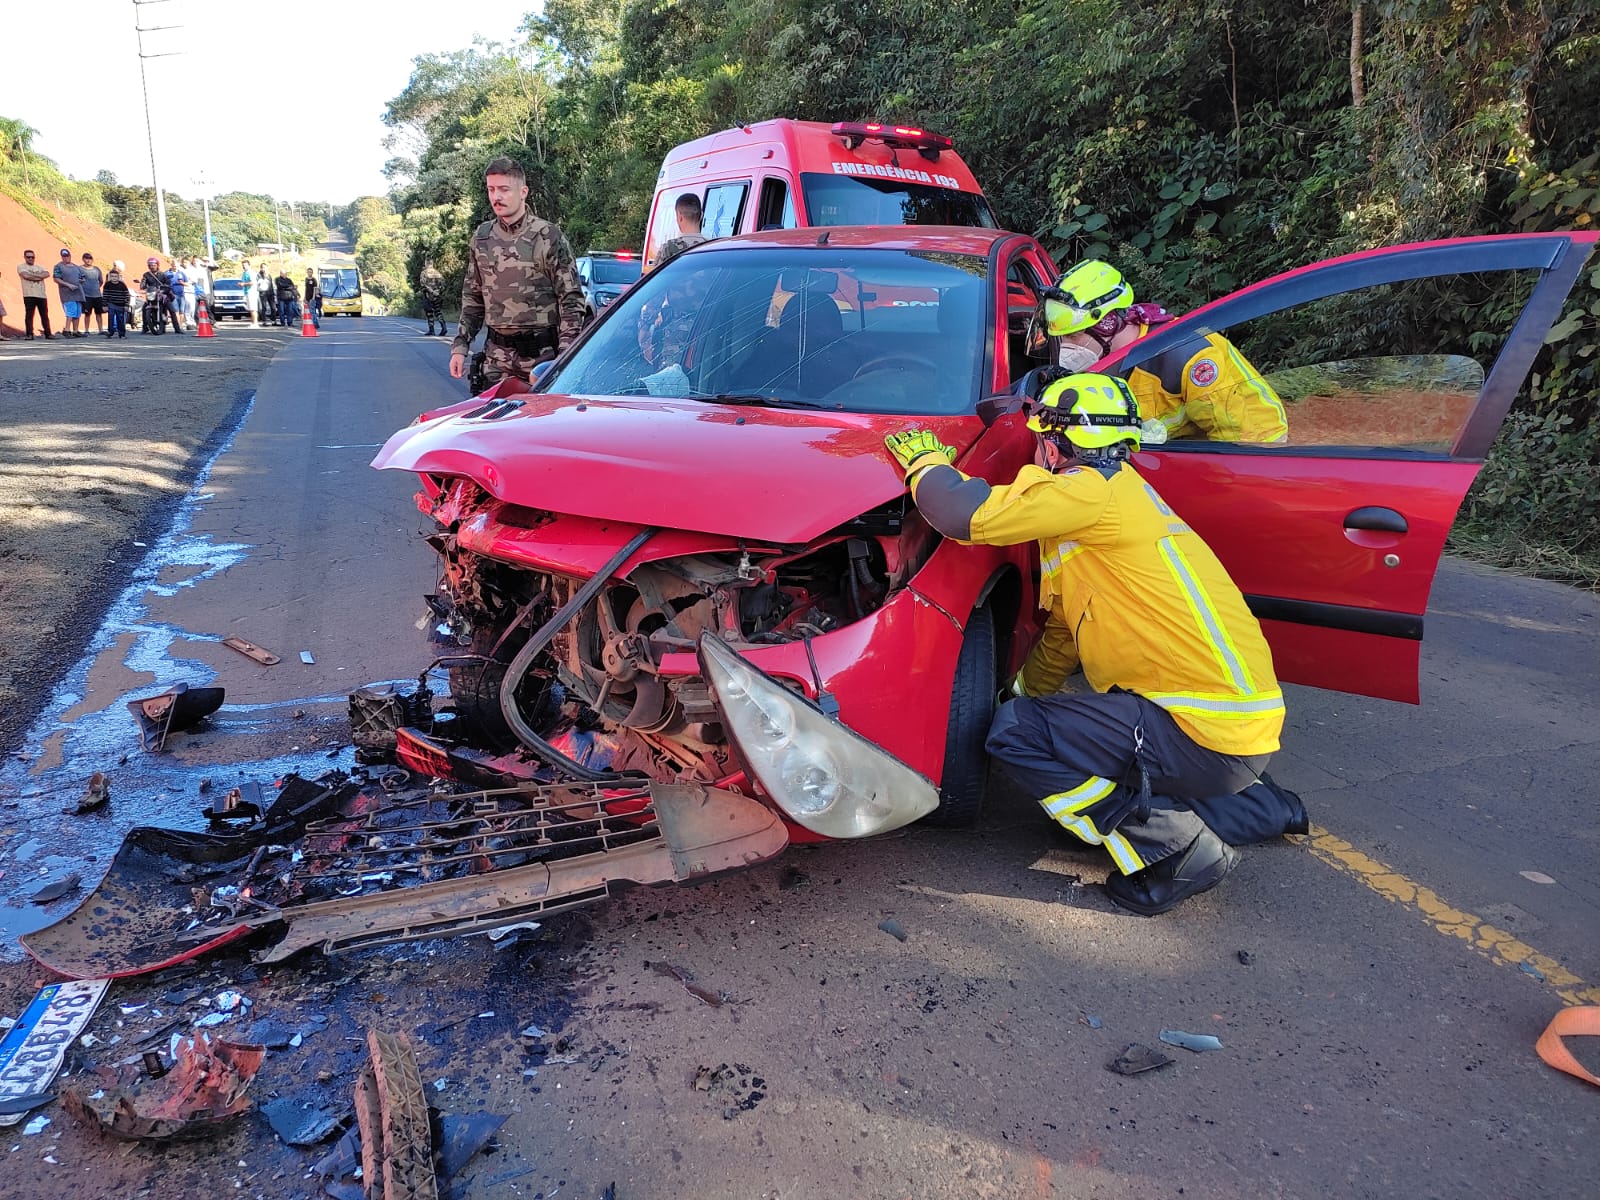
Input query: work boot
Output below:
<box><xmin>1104</xmin><ymin>828</ymin><xmax>1238</xmax><ymax>916</ymax></box>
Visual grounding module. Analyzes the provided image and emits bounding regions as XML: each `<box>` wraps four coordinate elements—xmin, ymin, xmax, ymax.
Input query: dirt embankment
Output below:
<box><xmin>1</xmin><ymin>193</ymin><xmax>167</xmax><ymax>336</ymax></box>
<box><xmin>0</xmin><ymin>332</ymin><xmax>287</xmax><ymax>755</ymax></box>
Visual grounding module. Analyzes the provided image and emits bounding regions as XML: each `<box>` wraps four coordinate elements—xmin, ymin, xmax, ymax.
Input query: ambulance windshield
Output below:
<box><xmin>801</xmin><ymin>174</ymin><xmax>997</xmax><ymax>228</ymax></box>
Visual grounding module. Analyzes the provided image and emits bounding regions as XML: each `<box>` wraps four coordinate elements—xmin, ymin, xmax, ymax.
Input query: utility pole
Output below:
<box><xmin>274</xmin><ymin>200</ymin><xmax>284</xmax><ymax>271</ymax></box>
<box><xmin>194</xmin><ymin>172</ymin><xmax>214</xmax><ymax>260</ymax></box>
<box><xmin>133</xmin><ymin>0</ymin><xmax>182</xmax><ymax>256</ymax></box>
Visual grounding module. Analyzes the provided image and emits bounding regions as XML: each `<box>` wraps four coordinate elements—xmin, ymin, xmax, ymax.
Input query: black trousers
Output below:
<box><xmin>24</xmin><ymin>296</ymin><xmax>50</xmax><ymax>336</ymax></box>
<box><xmin>987</xmin><ymin>689</ymin><xmax>1299</xmax><ymax>874</ymax></box>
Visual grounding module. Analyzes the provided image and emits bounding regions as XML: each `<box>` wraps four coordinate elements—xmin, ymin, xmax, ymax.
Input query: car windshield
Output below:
<box><xmin>800</xmin><ymin>174</ymin><xmax>997</xmax><ymax>228</ymax></box>
<box><xmin>320</xmin><ymin>268</ymin><xmax>359</xmax><ymax>297</ymax></box>
<box><xmin>545</xmin><ymin>246</ymin><xmax>991</xmax><ymax>415</ymax></box>
<box><xmin>213</xmin><ymin>279</ymin><xmax>242</xmax><ymax>289</ymax></box>
<box><xmin>589</xmin><ymin>258</ymin><xmax>641</xmax><ymax>285</ymax></box>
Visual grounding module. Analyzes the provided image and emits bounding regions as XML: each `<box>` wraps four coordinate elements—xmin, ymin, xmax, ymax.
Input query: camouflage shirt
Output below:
<box><xmin>452</xmin><ymin>209</ymin><xmax>586</xmax><ymax>355</ymax></box>
<box><xmin>418</xmin><ymin>265</ymin><xmax>444</xmax><ymax>299</ymax></box>
<box><xmin>653</xmin><ymin>232</ymin><xmax>708</xmax><ymax>270</ymax></box>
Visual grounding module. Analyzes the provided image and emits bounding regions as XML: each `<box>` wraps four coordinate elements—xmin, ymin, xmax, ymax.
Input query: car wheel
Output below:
<box><xmin>926</xmin><ymin>603</ymin><xmax>997</xmax><ymax>827</ymax></box>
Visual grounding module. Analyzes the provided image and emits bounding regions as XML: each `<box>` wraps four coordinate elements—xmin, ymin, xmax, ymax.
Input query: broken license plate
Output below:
<box><xmin>0</xmin><ymin>978</ymin><xmax>110</xmax><ymax>1125</ymax></box>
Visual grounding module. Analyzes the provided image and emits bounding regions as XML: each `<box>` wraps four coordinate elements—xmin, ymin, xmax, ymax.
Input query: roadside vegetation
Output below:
<box><xmin>7</xmin><ymin>5</ymin><xmax>1598</xmax><ymax>581</ymax></box>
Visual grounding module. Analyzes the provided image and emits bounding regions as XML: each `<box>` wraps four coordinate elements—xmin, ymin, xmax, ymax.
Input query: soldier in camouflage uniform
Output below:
<box><xmin>419</xmin><ymin>261</ymin><xmax>446</xmax><ymax>336</ymax></box>
<box><xmin>450</xmin><ymin>156</ymin><xmax>586</xmax><ymax>390</ymax></box>
<box><xmin>649</xmin><ymin>193</ymin><xmax>708</xmax><ymax>272</ymax></box>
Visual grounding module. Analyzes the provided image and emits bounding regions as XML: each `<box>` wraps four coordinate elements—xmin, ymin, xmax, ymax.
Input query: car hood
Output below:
<box><xmin>372</xmin><ymin>394</ymin><xmax>983</xmax><ymax>543</ymax></box>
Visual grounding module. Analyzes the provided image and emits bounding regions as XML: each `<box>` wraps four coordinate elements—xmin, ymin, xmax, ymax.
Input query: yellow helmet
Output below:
<box><xmin>1041</xmin><ymin>260</ymin><xmax>1133</xmax><ymax>337</ymax></box>
<box><xmin>1027</xmin><ymin>373</ymin><xmax>1142</xmax><ymax>450</ymax></box>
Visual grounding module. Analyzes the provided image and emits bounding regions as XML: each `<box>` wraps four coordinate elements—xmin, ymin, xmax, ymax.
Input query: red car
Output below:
<box><xmin>373</xmin><ymin>227</ymin><xmax>1595</xmax><ymax>856</ymax></box>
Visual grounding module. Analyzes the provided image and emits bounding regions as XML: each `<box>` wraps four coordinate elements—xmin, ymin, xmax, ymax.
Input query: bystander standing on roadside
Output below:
<box><xmin>185</xmin><ymin>256</ymin><xmax>209</xmax><ymax>320</ymax></box>
<box><xmin>103</xmin><ymin>263</ymin><xmax>131</xmax><ymax>339</ymax></box>
<box><xmin>80</xmin><ymin>252</ymin><xmax>107</xmax><ymax>336</ymax></box>
<box><xmin>241</xmin><ymin>260</ymin><xmax>259</xmax><ymax>326</ymax></box>
<box><xmin>304</xmin><ymin>267</ymin><xmax>321</xmax><ymax>329</ymax></box>
<box><xmin>165</xmin><ymin>260</ymin><xmax>188</xmax><ymax>332</ymax></box>
<box><xmin>0</xmin><ymin>290</ymin><xmax>8</xmax><ymax>339</ymax></box>
<box><xmin>275</xmin><ymin>269</ymin><xmax>298</xmax><ymax>327</ymax></box>
<box><xmin>53</xmin><ymin>248</ymin><xmax>86</xmax><ymax>338</ymax></box>
<box><xmin>257</xmin><ymin>263</ymin><xmax>275</xmax><ymax>325</ymax></box>
<box><xmin>15</xmin><ymin>250</ymin><xmax>53</xmax><ymax>339</ymax></box>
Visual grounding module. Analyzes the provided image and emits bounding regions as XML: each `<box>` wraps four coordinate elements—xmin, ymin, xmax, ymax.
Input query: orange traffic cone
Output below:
<box><xmin>300</xmin><ymin>301</ymin><xmax>318</xmax><ymax>338</ymax></box>
<box><xmin>195</xmin><ymin>298</ymin><xmax>215</xmax><ymax>338</ymax></box>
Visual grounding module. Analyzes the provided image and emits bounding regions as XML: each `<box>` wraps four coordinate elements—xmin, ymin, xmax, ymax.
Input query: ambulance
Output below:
<box><xmin>642</xmin><ymin>119</ymin><xmax>996</xmax><ymax>269</ymax></box>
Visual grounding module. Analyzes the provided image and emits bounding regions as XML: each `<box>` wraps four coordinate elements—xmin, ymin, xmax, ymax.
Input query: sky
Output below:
<box><xmin>0</xmin><ymin>0</ymin><xmax>541</xmax><ymax>204</ymax></box>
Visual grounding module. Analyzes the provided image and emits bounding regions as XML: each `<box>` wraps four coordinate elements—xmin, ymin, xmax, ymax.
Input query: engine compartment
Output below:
<box><xmin>422</xmin><ymin>479</ymin><xmax>939</xmax><ymax>783</ymax></box>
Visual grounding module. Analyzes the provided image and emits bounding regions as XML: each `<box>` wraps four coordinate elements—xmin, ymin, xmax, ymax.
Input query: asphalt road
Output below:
<box><xmin>0</xmin><ymin>317</ymin><xmax>1595</xmax><ymax>1198</ymax></box>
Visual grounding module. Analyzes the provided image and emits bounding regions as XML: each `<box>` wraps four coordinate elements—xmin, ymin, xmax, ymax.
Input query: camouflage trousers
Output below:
<box><xmin>481</xmin><ymin>341</ymin><xmax>553</xmax><ymax>387</ymax></box>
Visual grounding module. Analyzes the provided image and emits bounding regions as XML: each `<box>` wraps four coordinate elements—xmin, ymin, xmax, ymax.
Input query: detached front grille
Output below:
<box><xmin>285</xmin><ymin>780</ymin><xmax>659</xmax><ymax>903</ymax></box>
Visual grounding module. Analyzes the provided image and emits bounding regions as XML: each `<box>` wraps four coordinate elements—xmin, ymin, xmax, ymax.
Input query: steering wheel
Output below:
<box><xmin>852</xmin><ymin>354</ymin><xmax>941</xmax><ymax>380</ymax></box>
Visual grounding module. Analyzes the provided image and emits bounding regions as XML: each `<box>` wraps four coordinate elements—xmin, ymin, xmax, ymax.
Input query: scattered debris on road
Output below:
<box><xmin>300</xmin><ymin>651</ymin><xmax>316</xmax><ymax>665</ymax></box>
<box><xmin>63</xmin><ymin>770</ymin><xmax>111</xmax><ymax>815</ymax></box>
<box><xmin>1160</xmin><ymin>1029</ymin><xmax>1224</xmax><ymax>1053</ymax></box>
<box><xmin>1237</xmin><ymin>949</ymin><xmax>1255</xmax><ymax>966</ymax></box>
<box><xmin>126</xmin><ymin>682</ymin><xmax>226</xmax><ymax>752</ymax></box>
<box><xmin>222</xmin><ymin>636</ymin><xmax>281</xmax><ymax>666</ymax></box>
<box><xmin>353</xmin><ymin>1029</ymin><xmax>438</xmax><ymax>1200</ymax></box>
<box><xmin>261</xmin><ymin>1094</ymin><xmax>346</xmax><ymax>1146</ymax></box>
<box><xmin>28</xmin><ymin>872</ymin><xmax>81</xmax><ymax>904</ymax></box>
<box><xmin>1107</xmin><ymin>1043</ymin><xmax>1174</xmax><ymax>1075</ymax></box>
<box><xmin>877</xmin><ymin>917</ymin><xmax>909</xmax><ymax>942</ymax></box>
<box><xmin>648</xmin><ymin>960</ymin><xmax>726</xmax><ymax>1007</ymax></box>
<box><xmin>64</xmin><ymin>1033</ymin><xmax>265</xmax><ymax>1141</ymax></box>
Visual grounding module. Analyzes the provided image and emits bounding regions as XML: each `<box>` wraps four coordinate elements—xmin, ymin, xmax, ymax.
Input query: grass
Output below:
<box><xmin>1447</xmin><ymin>521</ymin><xmax>1600</xmax><ymax>592</ymax></box>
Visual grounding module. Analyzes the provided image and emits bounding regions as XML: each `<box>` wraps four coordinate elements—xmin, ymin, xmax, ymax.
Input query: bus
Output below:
<box><xmin>318</xmin><ymin>262</ymin><xmax>363</xmax><ymax>316</ymax></box>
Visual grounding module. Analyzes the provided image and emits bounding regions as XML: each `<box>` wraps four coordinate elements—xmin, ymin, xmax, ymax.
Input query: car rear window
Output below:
<box><xmin>547</xmin><ymin>246</ymin><xmax>991</xmax><ymax>416</ymax></box>
<box><xmin>800</xmin><ymin>174</ymin><xmax>997</xmax><ymax>228</ymax></box>
<box><xmin>589</xmin><ymin>259</ymin><xmax>641</xmax><ymax>285</ymax></box>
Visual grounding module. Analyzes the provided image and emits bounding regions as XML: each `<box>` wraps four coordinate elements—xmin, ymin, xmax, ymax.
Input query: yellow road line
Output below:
<box><xmin>1293</xmin><ymin>824</ymin><xmax>1600</xmax><ymax>1007</ymax></box>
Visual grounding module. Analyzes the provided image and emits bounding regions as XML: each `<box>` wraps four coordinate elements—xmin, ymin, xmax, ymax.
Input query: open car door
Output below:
<box><xmin>1097</xmin><ymin>233</ymin><xmax>1597</xmax><ymax>703</ymax></box>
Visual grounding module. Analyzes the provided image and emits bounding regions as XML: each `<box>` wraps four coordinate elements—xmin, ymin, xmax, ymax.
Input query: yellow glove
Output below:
<box><xmin>884</xmin><ymin>429</ymin><xmax>956</xmax><ymax>483</ymax></box>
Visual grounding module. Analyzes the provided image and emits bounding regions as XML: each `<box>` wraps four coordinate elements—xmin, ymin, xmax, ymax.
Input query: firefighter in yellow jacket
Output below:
<box><xmin>1041</xmin><ymin>260</ymin><xmax>1288</xmax><ymax>444</ymax></box>
<box><xmin>885</xmin><ymin>374</ymin><xmax>1306</xmax><ymax>914</ymax></box>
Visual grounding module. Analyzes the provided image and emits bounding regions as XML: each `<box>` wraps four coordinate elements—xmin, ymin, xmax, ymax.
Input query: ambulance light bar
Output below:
<box><xmin>830</xmin><ymin>122</ymin><xmax>954</xmax><ymax>158</ymax></box>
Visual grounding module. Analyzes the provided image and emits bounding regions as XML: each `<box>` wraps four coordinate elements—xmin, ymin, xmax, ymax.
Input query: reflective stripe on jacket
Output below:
<box><xmin>912</xmin><ymin>460</ymin><xmax>1283</xmax><ymax>757</ymax></box>
<box><xmin>1127</xmin><ymin>329</ymin><xmax>1288</xmax><ymax>444</ymax></box>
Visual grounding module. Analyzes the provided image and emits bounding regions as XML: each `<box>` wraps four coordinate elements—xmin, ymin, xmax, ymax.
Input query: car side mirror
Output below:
<box><xmin>976</xmin><ymin>393</ymin><xmax>1024</xmax><ymax>427</ymax></box>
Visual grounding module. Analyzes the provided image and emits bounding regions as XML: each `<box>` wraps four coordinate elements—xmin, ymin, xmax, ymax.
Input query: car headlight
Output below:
<box><xmin>698</xmin><ymin>633</ymin><xmax>938</xmax><ymax>838</ymax></box>
<box><xmin>597</xmin><ymin>293</ymin><xmax>614</xmax><ymax>307</ymax></box>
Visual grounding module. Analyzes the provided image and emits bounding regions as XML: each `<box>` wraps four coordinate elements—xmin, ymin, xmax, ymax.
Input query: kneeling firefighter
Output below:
<box><xmin>885</xmin><ymin>375</ymin><xmax>1306</xmax><ymax>914</ymax></box>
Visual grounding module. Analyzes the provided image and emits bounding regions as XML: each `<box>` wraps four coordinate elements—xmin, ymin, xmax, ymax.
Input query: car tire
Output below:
<box><xmin>926</xmin><ymin>603</ymin><xmax>997</xmax><ymax>828</ymax></box>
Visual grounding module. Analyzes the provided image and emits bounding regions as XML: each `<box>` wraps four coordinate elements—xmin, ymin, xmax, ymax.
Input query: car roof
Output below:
<box><xmin>695</xmin><ymin>225</ymin><xmax>1015</xmax><ymax>257</ymax></box>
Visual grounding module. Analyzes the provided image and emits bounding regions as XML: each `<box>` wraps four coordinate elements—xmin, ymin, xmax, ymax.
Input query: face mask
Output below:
<box><xmin>1056</xmin><ymin>340</ymin><xmax>1099</xmax><ymax>373</ymax></box>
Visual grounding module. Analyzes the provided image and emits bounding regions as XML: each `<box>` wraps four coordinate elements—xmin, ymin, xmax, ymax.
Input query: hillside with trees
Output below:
<box><xmin>374</xmin><ymin>1</ymin><xmax>1598</xmax><ymax>581</ymax></box>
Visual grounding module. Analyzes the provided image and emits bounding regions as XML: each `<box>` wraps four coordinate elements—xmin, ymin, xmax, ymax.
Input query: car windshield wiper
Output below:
<box><xmin>690</xmin><ymin>392</ymin><xmax>835</xmax><ymax>410</ymax></box>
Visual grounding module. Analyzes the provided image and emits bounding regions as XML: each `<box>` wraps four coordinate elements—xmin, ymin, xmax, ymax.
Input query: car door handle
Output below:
<box><xmin>1344</xmin><ymin>506</ymin><xmax>1408</xmax><ymax>534</ymax></box>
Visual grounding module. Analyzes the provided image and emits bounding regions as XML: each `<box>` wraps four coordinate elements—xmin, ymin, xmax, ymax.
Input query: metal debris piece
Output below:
<box><xmin>648</xmin><ymin>960</ymin><xmax>725</xmax><ymax>1007</ymax></box>
<box><xmin>1237</xmin><ymin>950</ymin><xmax>1255</xmax><ymax>966</ymax></box>
<box><xmin>1107</xmin><ymin>1043</ymin><xmax>1174</xmax><ymax>1076</ymax></box>
<box><xmin>350</xmin><ymin>683</ymin><xmax>434</xmax><ymax>758</ymax></box>
<box><xmin>222</xmin><ymin>636</ymin><xmax>281</xmax><ymax>666</ymax></box>
<box><xmin>64</xmin><ymin>771</ymin><xmax>111</xmax><ymax>815</ymax></box>
<box><xmin>354</xmin><ymin>1030</ymin><xmax>438</xmax><ymax>1200</ymax></box>
<box><xmin>62</xmin><ymin>1034</ymin><xmax>265</xmax><ymax>1141</ymax></box>
<box><xmin>1159</xmin><ymin>1029</ymin><xmax>1224</xmax><ymax>1053</ymax></box>
<box><xmin>262</xmin><ymin>1095</ymin><xmax>345</xmax><ymax>1146</ymax></box>
<box><xmin>126</xmin><ymin>683</ymin><xmax>226</xmax><ymax>752</ymax></box>
<box><xmin>206</xmin><ymin>782</ymin><xmax>264</xmax><ymax>824</ymax></box>
<box><xmin>877</xmin><ymin>918</ymin><xmax>909</xmax><ymax>942</ymax></box>
<box><xmin>29</xmin><ymin>873</ymin><xmax>81</xmax><ymax>904</ymax></box>
<box><xmin>436</xmin><ymin>1112</ymin><xmax>507</xmax><ymax>1181</ymax></box>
